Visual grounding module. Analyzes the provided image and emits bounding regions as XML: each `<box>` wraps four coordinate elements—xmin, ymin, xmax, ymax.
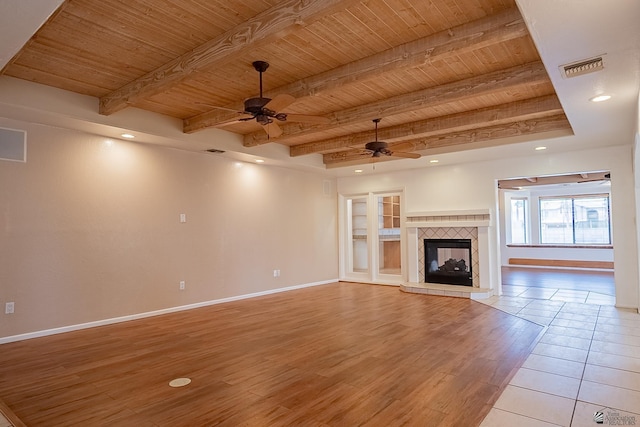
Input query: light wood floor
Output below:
<box><xmin>502</xmin><ymin>266</ymin><xmax>615</xmax><ymax>295</ymax></box>
<box><xmin>0</xmin><ymin>282</ymin><xmax>544</xmax><ymax>426</ymax></box>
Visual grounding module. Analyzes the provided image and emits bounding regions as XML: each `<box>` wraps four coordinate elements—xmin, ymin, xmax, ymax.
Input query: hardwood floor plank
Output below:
<box><xmin>0</xmin><ymin>282</ymin><xmax>543</xmax><ymax>426</ymax></box>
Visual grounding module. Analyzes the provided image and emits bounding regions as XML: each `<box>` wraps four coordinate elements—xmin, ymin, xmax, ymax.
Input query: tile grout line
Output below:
<box><xmin>567</xmin><ymin>303</ymin><xmax>599</xmax><ymax>427</ymax></box>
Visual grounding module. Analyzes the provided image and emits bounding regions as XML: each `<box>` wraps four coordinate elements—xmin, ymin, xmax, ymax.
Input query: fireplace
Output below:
<box><xmin>424</xmin><ymin>239</ymin><xmax>473</xmax><ymax>286</ymax></box>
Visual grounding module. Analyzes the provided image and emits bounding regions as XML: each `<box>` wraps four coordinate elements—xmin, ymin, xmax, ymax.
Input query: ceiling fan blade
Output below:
<box><xmin>261</xmin><ymin>121</ymin><xmax>283</xmax><ymax>138</ymax></box>
<box><xmin>264</xmin><ymin>94</ymin><xmax>295</xmax><ymax>112</ymax></box>
<box><xmin>389</xmin><ymin>151</ymin><xmax>421</xmax><ymax>159</ymax></box>
<box><xmin>281</xmin><ymin>113</ymin><xmax>331</xmax><ymax>124</ymax></box>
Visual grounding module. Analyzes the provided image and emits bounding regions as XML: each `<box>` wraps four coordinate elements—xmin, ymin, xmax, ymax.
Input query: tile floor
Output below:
<box><xmin>479</xmin><ymin>284</ymin><xmax>640</xmax><ymax>426</ymax></box>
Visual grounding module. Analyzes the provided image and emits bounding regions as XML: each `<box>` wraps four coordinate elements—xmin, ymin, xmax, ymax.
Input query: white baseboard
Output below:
<box><xmin>0</xmin><ymin>279</ymin><xmax>337</xmax><ymax>344</ymax></box>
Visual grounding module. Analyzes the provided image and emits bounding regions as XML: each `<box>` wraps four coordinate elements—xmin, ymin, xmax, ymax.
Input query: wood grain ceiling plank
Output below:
<box><xmin>183</xmin><ymin>7</ymin><xmax>528</xmax><ymax>133</ymax></box>
<box><xmin>244</xmin><ymin>61</ymin><xmax>549</xmax><ymax>146</ymax></box>
<box><xmin>98</xmin><ymin>0</ymin><xmax>356</xmax><ymax>115</ymax></box>
<box><xmin>290</xmin><ymin>95</ymin><xmax>564</xmax><ymax>156</ymax></box>
<box><xmin>323</xmin><ymin>114</ymin><xmax>572</xmax><ymax>167</ymax></box>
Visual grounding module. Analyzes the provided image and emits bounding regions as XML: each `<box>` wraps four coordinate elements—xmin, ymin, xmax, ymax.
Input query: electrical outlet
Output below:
<box><xmin>5</xmin><ymin>302</ymin><xmax>14</xmax><ymax>314</ymax></box>
<box><xmin>179</xmin><ymin>213</ymin><xmax>186</xmax><ymax>223</ymax></box>
<box><xmin>179</xmin><ymin>281</ymin><xmax>186</xmax><ymax>290</ymax></box>
<box><xmin>273</xmin><ymin>269</ymin><xmax>280</xmax><ymax>277</ymax></box>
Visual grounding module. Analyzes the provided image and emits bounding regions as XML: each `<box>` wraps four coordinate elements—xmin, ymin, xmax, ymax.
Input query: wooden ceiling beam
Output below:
<box><xmin>98</xmin><ymin>0</ymin><xmax>353</xmax><ymax>115</ymax></box>
<box><xmin>183</xmin><ymin>7</ymin><xmax>527</xmax><ymax>133</ymax></box>
<box><xmin>498</xmin><ymin>171</ymin><xmax>610</xmax><ymax>189</ymax></box>
<box><xmin>245</xmin><ymin>61</ymin><xmax>550</xmax><ymax>147</ymax></box>
<box><xmin>290</xmin><ymin>95</ymin><xmax>563</xmax><ymax>156</ymax></box>
<box><xmin>323</xmin><ymin>114</ymin><xmax>573</xmax><ymax>167</ymax></box>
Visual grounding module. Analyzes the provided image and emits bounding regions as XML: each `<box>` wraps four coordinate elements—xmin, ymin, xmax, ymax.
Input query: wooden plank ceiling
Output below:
<box><xmin>1</xmin><ymin>0</ymin><xmax>572</xmax><ymax>168</ymax></box>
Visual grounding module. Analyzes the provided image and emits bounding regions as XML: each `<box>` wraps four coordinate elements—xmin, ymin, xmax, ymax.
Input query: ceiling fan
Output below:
<box><xmin>362</xmin><ymin>119</ymin><xmax>421</xmax><ymax>159</ymax></box>
<box><xmin>204</xmin><ymin>61</ymin><xmax>330</xmax><ymax>138</ymax></box>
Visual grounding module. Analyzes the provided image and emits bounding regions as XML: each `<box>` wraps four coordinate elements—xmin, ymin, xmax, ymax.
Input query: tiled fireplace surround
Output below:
<box><xmin>402</xmin><ymin>210</ymin><xmax>494</xmax><ymax>299</ymax></box>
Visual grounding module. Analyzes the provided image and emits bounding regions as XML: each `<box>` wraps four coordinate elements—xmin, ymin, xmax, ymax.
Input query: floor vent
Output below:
<box><xmin>206</xmin><ymin>148</ymin><xmax>226</xmax><ymax>154</ymax></box>
<box><xmin>0</xmin><ymin>127</ymin><xmax>26</xmax><ymax>162</ymax></box>
<box><xmin>560</xmin><ymin>56</ymin><xmax>604</xmax><ymax>78</ymax></box>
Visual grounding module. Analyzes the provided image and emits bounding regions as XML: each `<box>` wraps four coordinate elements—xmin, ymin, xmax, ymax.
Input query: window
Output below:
<box><xmin>509</xmin><ymin>198</ymin><xmax>528</xmax><ymax>244</ymax></box>
<box><xmin>539</xmin><ymin>195</ymin><xmax>610</xmax><ymax>244</ymax></box>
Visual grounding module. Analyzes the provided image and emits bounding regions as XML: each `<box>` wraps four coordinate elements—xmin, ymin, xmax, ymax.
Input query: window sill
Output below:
<box><xmin>507</xmin><ymin>244</ymin><xmax>613</xmax><ymax>249</ymax></box>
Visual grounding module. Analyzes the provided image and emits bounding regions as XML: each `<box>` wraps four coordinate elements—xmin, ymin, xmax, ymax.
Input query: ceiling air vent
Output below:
<box><xmin>560</xmin><ymin>56</ymin><xmax>604</xmax><ymax>79</ymax></box>
<box><xmin>205</xmin><ymin>149</ymin><xmax>225</xmax><ymax>154</ymax></box>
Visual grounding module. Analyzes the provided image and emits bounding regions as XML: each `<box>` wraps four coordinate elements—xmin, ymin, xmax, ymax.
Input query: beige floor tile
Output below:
<box><xmin>572</xmin><ymin>401</ymin><xmax>640</xmax><ymax>427</ymax></box>
<box><xmin>509</xmin><ymin>368</ymin><xmax>580</xmax><ymax>399</ymax></box>
<box><xmin>522</xmin><ymin>354</ymin><xmax>585</xmax><ymax>379</ymax></box>
<box><xmin>595</xmin><ymin>323</ymin><xmax>640</xmax><ymax>337</ymax></box>
<box><xmin>533</xmin><ymin>342</ymin><xmax>588</xmax><ymax>363</ymax></box>
<box><xmin>592</xmin><ymin>330</ymin><xmax>640</xmax><ymax>347</ymax></box>
<box><xmin>550</xmin><ymin>318</ymin><xmax>596</xmax><ymax>330</ymax></box>
<box><xmin>583</xmin><ymin>364</ymin><xmax>640</xmax><ymax>392</ymax></box>
<box><xmin>526</xmin><ymin>300</ymin><xmax>565</xmax><ymax>308</ymax></box>
<box><xmin>546</xmin><ymin>325</ymin><xmax>593</xmax><ymax>340</ymax></box>
<box><xmin>480</xmin><ymin>408</ymin><xmax>563</xmax><ymax>427</ymax></box>
<box><xmin>598</xmin><ymin>317</ymin><xmax>640</xmax><ymax>328</ymax></box>
<box><xmin>587</xmin><ymin>351</ymin><xmax>640</xmax><ymax>373</ymax></box>
<box><xmin>590</xmin><ymin>340</ymin><xmax>640</xmax><ymax>359</ymax></box>
<box><xmin>519</xmin><ymin>307</ymin><xmax>561</xmax><ymax>318</ymax></box>
<box><xmin>560</xmin><ymin>303</ymin><xmax>600</xmax><ymax>315</ymax></box>
<box><xmin>597</xmin><ymin>307</ymin><xmax>640</xmax><ymax>319</ymax></box>
<box><xmin>494</xmin><ymin>385</ymin><xmax>575</xmax><ymax>426</ymax></box>
<box><xmin>520</xmin><ymin>289</ymin><xmax>559</xmax><ymax>299</ymax></box>
<box><xmin>554</xmin><ymin>312</ymin><xmax>596</xmax><ymax>322</ymax></box>
<box><xmin>578</xmin><ymin>380</ymin><xmax>640</xmax><ymax>415</ymax></box>
<box><xmin>585</xmin><ymin>295</ymin><xmax>616</xmax><ymax>305</ymax></box>
<box><xmin>540</xmin><ymin>333</ymin><xmax>591</xmax><ymax>350</ymax></box>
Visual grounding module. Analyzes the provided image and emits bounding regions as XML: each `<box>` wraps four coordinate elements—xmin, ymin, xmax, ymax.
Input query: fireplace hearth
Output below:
<box><xmin>425</xmin><ymin>238</ymin><xmax>472</xmax><ymax>286</ymax></box>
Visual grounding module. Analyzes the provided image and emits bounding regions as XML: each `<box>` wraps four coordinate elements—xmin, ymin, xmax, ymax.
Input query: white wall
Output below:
<box><xmin>338</xmin><ymin>143</ymin><xmax>639</xmax><ymax>309</ymax></box>
<box><xmin>0</xmin><ymin>118</ymin><xmax>338</xmax><ymax>340</ymax></box>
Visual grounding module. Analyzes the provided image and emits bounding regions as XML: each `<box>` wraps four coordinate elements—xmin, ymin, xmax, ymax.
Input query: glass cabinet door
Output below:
<box><xmin>377</xmin><ymin>194</ymin><xmax>401</xmax><ymax>276</ymax></box>
<box><xmin>348</xmin><ymin>197</ymin><xmax>368</xmax><ymax>274</ymax></box>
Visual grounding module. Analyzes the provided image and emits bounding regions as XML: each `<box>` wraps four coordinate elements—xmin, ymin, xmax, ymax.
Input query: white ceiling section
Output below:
<box><xmin>0</xmin><ymin>1</ymin><xmax>638</xmax><ymax>176</ymax></box>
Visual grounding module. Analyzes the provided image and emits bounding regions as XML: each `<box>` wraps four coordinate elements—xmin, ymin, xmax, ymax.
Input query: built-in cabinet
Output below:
<box><xmin>340</xmin><ymin>192</ymin><xmax>404</xmax><ymax>284</ymax></box>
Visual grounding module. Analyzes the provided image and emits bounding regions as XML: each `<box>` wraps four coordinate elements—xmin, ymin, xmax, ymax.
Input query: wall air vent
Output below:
<box><xmin>560</xmin><ymin>56</ymin><xmax>604</xmax><ymax>79</ymax></box>
<box><xmin>0</xmin><ymin>127</ymin><xmax>26</xmax><ymax>162</ymax></box>
<box><xmin>205</xmin><ymin>149</ymin><xmax>226</xmax><ymax>154</ymax></box>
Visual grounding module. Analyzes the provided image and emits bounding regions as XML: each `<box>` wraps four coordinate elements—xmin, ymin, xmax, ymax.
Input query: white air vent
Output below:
<box><xmin>0</xmin><ymin>127</ymin><xmax>26</xmax><ymax>162</ymax></box>
<box><xmin>560</xmin><ymin>56</ymin><xmax>604</xmax><ymax>79</ymax></box>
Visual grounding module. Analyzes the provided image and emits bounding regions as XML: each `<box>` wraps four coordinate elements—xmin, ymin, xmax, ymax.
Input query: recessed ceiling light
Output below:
<box><xmin>590</xmin><ymin>94</ymin><xmax>611</xmax><ymax>103</ymax></box>
<box><xmin>535</xmin><ymin>146</ymin><xmax>547</xmax><ymax>151</ymax></box>
<box><xmin>120</xmin><ymin>133</ymin><xmax>135</xmax><ymax>139</ymax></box>
<box><xmin>354</xmin><ymin>169</ymin><xmax>363</xmax><ymax>173</ymax></box>
<box><xmin>255</xmin><ymin>159</ymin><xmax>265</xmax><ymax>163</ymax></box>
<box><xmin>429</xmin><ymin>159</ymin><xmax>439</xmax><ymax>163</ymax></box>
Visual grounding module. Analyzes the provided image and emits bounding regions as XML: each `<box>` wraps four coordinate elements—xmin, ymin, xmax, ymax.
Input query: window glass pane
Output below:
<box><xmin>539</xmin><ymin>195</ymin><xmax>611</xmax><ymax>245</ymax></box>
<box><xmin>540</xmin><ymin>198</ymin><xmax>573</xmax><ymax>243</ymax></box>
<box><xmin>510</xmin><ymin>198</ymin><xmax>528</xmax><ymax>244</ymax></box>
<box><xmin>574</xmin><ymin>196</ymin><xmax>610</xmax><ymax>244</ymax></box>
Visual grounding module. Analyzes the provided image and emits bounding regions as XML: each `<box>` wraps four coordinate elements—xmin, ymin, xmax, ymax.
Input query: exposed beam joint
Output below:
<box><xmin>290</xmin><ymin>95</ymin><xmax>563</xmax><ymax>156</ymax></box>
<box><xmin>323</xmin><ymin>114</ymin><xmax>572</xmax><ymax>167</ymax></box>
<box><xmin>99</xmin><ymin>0</ymin><xmax>352</xmax><ymax>115</ymax></box>
<box><xmin>245</xmin><ymin>61</ymin><xmax>550</xmax><ymax>147</ymax></box>
<box><xmin>183</xmin><ymin>7</ymin><xmax>527</xmax><ymax>133</ymax></box>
